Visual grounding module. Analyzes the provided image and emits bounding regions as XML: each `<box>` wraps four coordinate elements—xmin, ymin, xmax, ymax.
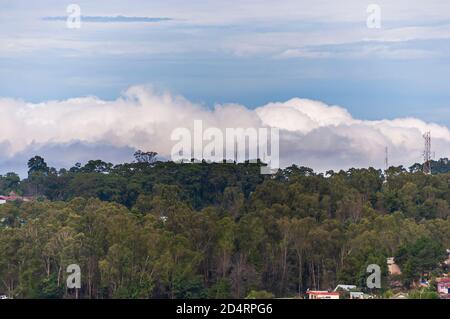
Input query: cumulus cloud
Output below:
<box><xmin>0</xmin><ymin>85</ymin><xmax>449</xmax><ymax>174</ymax></box>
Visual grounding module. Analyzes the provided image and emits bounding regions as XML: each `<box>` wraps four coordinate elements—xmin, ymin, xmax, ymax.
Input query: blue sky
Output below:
<box><xmin>1</xmin><ymin>0</ymin><xmax>450</xmax><ymax>123</ymax></box>
<box><xmin>1</xmin><ymin>0</ymin><xmax>450</xmax><ymax>175</ymax></box>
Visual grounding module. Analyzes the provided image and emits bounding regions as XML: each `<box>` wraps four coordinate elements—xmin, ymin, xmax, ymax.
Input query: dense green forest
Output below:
<box><xmin>0</xmin><ymin>153</ymin><xmax>449</xmax><ymax>298</ymax></box>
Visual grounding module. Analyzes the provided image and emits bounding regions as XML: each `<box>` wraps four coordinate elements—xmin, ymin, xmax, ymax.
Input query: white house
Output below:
<box><xmin>334</xmin><ymin>284</ymin><xmax>357</xmax><ymax>292</ymax></box>
<box><xmin>349</xmin><ymin>292</ymin><xmax>365</xmax><ymax>299</ymax></box>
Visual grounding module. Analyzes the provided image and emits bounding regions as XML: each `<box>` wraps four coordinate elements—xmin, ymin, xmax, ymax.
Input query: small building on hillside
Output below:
<box><xmin>349</xmin><ymin>292</ymin><xmax>365</xmax><ymax>299</ymax></box>
<box><xmin>387</xmin><ymin>257</ymin><xmax>402</xmax><ymax>275</ymax></box>
<box><xmin>306</xmin><ymin>290</ymin><xmax>340</xmax><ymax>299</ymax></box>
<box><xmin>387</xmin><ymin>257</ymin><xmax>403</xmax><ymax>288</ymax></box>
<box><xmin>334</xmin><ymin>284</ymin><xmax>356</xmax><ymax>292</ymax></box>
<box><xmin>333</xmin><ymin>284</ymin><xmax>368</xmax><ymax>299</ymax></box>
<box><xmin>437</xmin><ymin>278</ymin><xmax>450</xmax><ymax>297</ymax></box>
<box><xmin>0</xmin><ymin>192</ymin><xmax>33</xmax><ymax>205</ymax></box>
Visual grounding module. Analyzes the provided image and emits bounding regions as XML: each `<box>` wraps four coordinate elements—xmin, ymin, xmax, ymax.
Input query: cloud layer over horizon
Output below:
<box><xmin>2</xmin><ymin>0</ymin><xmax>450</xmax><ymax>128</ymax></box>
<box><xmin>42</xmin><ymin>15</ymin><xmax>173</xmax><ymax>23</ymax></box>
<box><xmin>1</xmin><ymin>85</ymin><xmax>449</xmax><ymax>176</ymax></box>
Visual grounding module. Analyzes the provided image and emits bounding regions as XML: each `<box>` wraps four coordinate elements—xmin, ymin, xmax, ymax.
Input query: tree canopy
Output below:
<box><xmin>0</xmin><ymin>155</ymin><xmax>449</xmax><ymax>299</ymax></box>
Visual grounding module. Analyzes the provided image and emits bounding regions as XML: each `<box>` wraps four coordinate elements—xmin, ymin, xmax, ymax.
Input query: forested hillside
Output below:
<box><xmin>0</xmin><ymin>154</ymin><xmax>449</xmax><ymax>298</ymax></box>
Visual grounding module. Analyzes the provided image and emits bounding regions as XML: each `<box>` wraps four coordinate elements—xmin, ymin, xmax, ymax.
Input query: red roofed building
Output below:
<box><xmin>306</xmin><ymin>290</ymin><xmax>340</xmax><ymax>299</ymax></box>
<box><xmin>0</xmin><ymin>192</ymin><xmax>33</xmax><ymax>204</ymax></box>
<box><xmin>437</xmin><ymin>278</ymin><xmax>450</xmax><ymax>297</ymax></box>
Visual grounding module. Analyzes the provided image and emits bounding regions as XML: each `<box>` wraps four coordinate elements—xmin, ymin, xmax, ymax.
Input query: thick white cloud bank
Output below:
<box><xmin>1</xmin><ymin>85</ymin><xmax>449</xmax><ymax>174</ymax></box>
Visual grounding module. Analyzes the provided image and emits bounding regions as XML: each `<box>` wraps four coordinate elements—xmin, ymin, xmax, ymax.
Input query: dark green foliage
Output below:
<box><xmin>208</xmin><ymin>278</ymin><xmax>232</xmax><ymax>298</ymax></box>
<box><xmin>27</xmin><ymin>155</ymin><xmax>49</xmax><ymax>177</ymax></box>
<box><xmin>396</xmin><ymin>237</ymin><xmax>445</xmax><ymax>287</ymax></box>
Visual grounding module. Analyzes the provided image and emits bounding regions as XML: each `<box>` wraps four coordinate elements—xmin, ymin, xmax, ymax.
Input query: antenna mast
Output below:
<box><xmin>385</xmin><ymin>146</ymin><xmax>389</xmax><ymax>171</ymax></box>
<box><xmin>423</xmin><ymin>132</ymin><xmax>432</xmax><ymax>174</ymax></box>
